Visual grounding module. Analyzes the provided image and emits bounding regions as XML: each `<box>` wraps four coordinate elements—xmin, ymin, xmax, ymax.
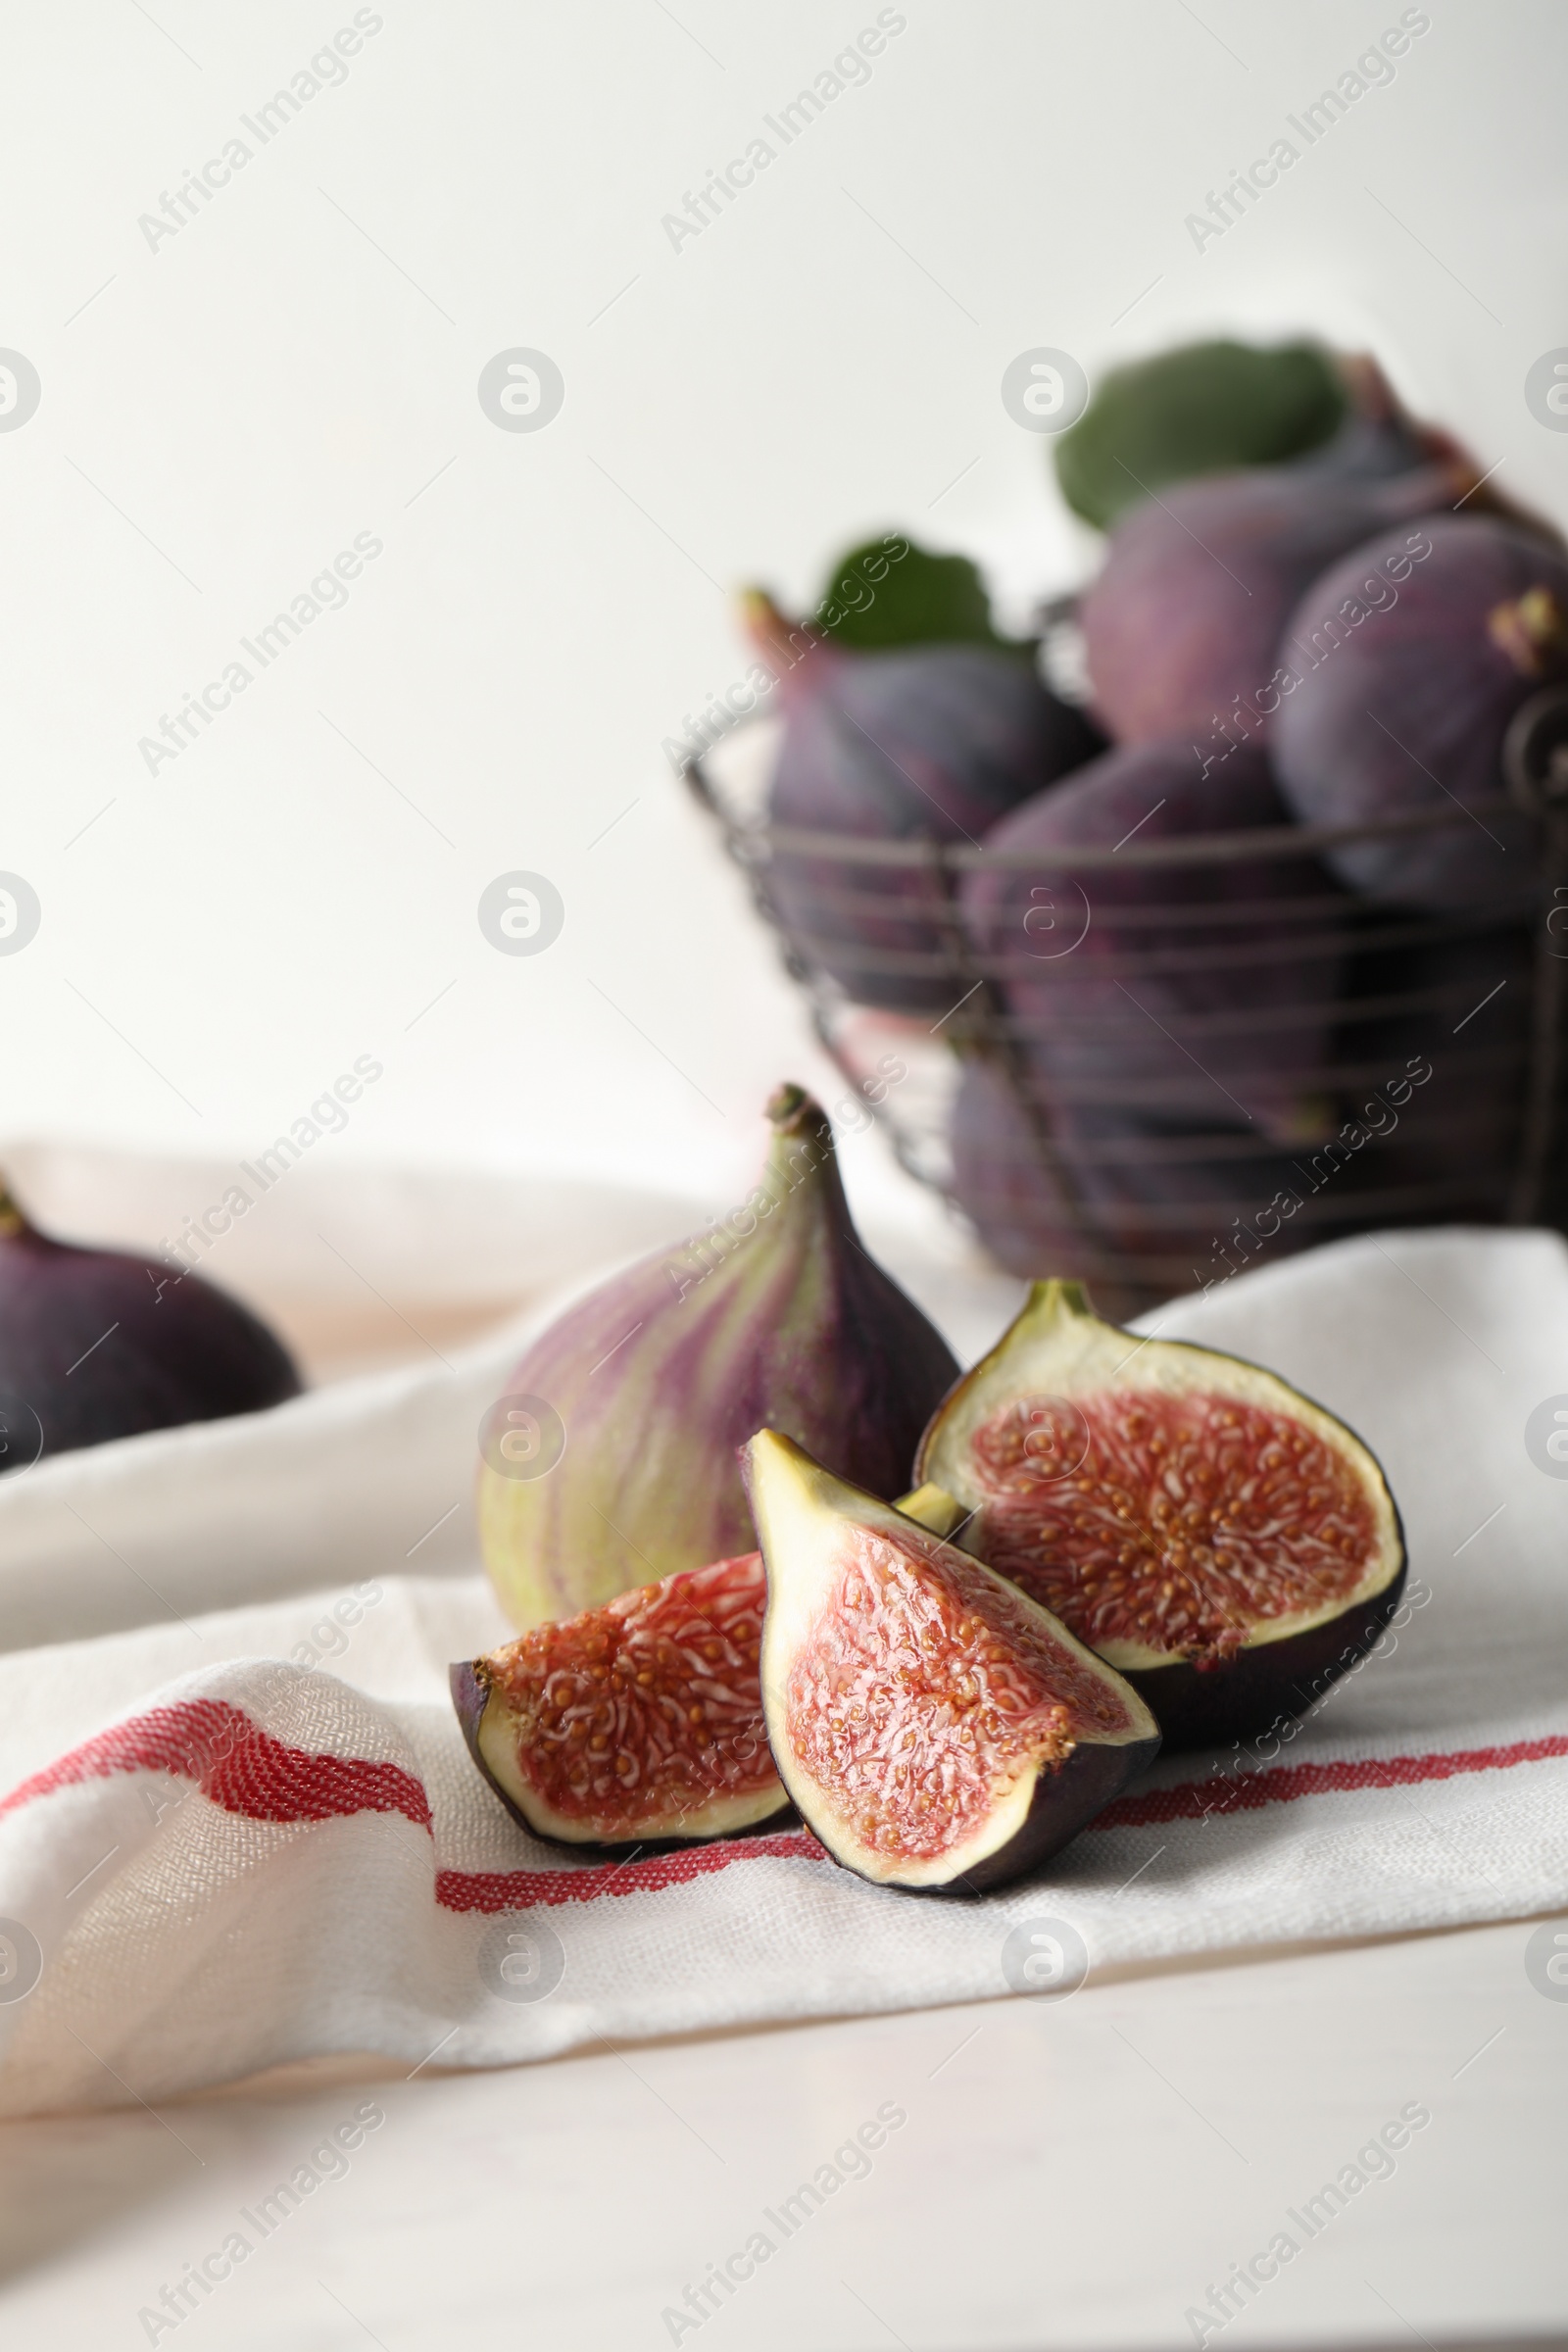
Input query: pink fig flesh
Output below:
<box><xmin>453</xmin><ymin>1551</ymin><xmax>790</xmax><ymax>1848</ymax></box>
<box><xmin>745</xmin><ymin>1430</ymin><xmax>1158</xmax><ymax>1894</ymax></box>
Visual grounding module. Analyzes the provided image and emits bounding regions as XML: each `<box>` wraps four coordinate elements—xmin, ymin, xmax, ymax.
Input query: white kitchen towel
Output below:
<box><xmin>1</xmin><ymin>1225</ymin><xmax>1566</xmax><ymax>2118</ymax></box>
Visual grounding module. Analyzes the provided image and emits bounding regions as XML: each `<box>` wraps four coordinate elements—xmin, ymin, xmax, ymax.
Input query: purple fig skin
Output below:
<box><xmin>477</xmin><ymin>1086</ymin><xmax>960</xmax><ymax>1630</ymax></box>
<box><xmin>948</xmin><ymin>1059</ymin><xmax>1320</xmax><ymax>1314</ymax></box>
<box><xmin>1081</xmin><ymin>464</ymin><xmax>1454</xmax><ymax>749</ymax></box>
<box><xmin>926</xmin><ymin>1733</ymin><xmax>1160</xmax><ymax>1897</ymax></box>
<box><xmin>754</xmin><ymin>601</ymin><xmax>1103</xmax><ymax>1013</ymax></box>
<box><xmin>961</xmin><ymin>741</ymin><xmax>1348</xmax><ymax>1139</ymax></box>
<box><xmin>1272</xmin><ymin>515</ymin><xmax>1568</xmax><ymax>906</ymax></box>
<box><xmin>448</xmin><ymin>1661</ymin><xmax>796</xmax><ymax>1854</ymax></box>
<box><xmin>1324</xmin><ymin>924</ymin><xmax>1528</xmax><ymax>1219</ymax></box>
<box><xmin>1122</xmin><ymin>1565</ymin><xmax>1408</xmax><ymax>1754</ymax></box>
<box><xmin>949</xmin><ymin>1059</ymin><xmax>1095</xmax><ymax>1285</ymax></box>
<box><xmin>0</xmin><ymin>1185</ymin><xmax>300</xmax><ymax>1468</ymax></box>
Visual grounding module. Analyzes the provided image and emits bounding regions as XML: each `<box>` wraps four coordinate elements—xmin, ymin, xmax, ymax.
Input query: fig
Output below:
<box><xmin>452</xmin><ymin>1550</ymin><xmax>789</xmax><ymax>1848</ymax></box>
<box><xmin>0</xmin><ymin>1178</ymin><xmax>300</xmax><ymax>1468</ymax></box>
<box><xmin>948</xmin><ymin>1058</ymin><xmax>1096</xmax><ymax>1285</ymax></box>
<box><xmin>747</xmin><ymin>592</ymin><xmax>1103</xmax><ymax>1012</ymax></box>
<box><xmin>912</xmin><ymin>1279</ymin><xmax>1406</xmax><ymax>1749</ymax></box>
<box><xmin>961</xmin><ymin>740</ymin><xmax>1347</xmax><ymax>1139</ymax></box>
<box><xmin>1080</xmin><ymin>462</ymin><xmax>1455</xmax><ymax>750</ymax></box>
<box><xmin>1323</xmin><ymin>922</ymin><xmax>1528</xmax><ymax>1219</ymax></box>
<box><xmin>743</xmin><ymin>1429</ymin><xmax>1159</xmax><ymax>1893</ymax></box>
<box><xmin>478</xmin><ymin>1085</ymin><xmax>959</xmax><ymax>1630</ymax></box>
<box><xmin>1271</xmin><ymin>514</ymin><xmax>1568</xmax><ymax>905</ymax></box>
<box><xmin>948</xmin><ymin>1059</ymin><xmax>1319</xmax><ymax>1314</ymax></box>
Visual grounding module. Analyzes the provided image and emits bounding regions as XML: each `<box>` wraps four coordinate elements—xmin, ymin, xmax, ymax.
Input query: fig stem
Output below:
<box><xmin>0</xmin><ymin>1179</ymin><xmax>28</xmax><ymax>1238</ymax></box>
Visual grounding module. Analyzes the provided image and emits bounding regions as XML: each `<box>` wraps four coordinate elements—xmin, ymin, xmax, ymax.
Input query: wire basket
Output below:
<box><xmin>684</xmin><ymin>683</ymin><xmax>1568</xmax><ymax>1319</ymax></box>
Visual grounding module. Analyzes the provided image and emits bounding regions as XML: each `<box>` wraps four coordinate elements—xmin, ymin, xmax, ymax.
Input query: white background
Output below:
<box><xmin>3</xmin><ymin>0</ymin><xmax>1566</xmax><ymax>1219</ymax></box>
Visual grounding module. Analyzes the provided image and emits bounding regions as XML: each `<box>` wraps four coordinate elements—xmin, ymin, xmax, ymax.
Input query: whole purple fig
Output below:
<box><xmin>748</xmin><ymin>594</ymin><xmax>1102</xmax><ymax>1013</ymax></box>
<box><xmin>948</xmin><ymin>1057</ymin><xmax>1317</xmax><ymax>1312</ymax></box>
<box><xmin>961</xmin><ymin>740</ymin><xmax>1347</xmax><ymax>1142</ymax></box>
<box><xmin>477</xmin><ymin>1085</ymin><xmax>960</xmax><ymax>1629</ymax></box>
<box><xmin>1323</xmin><ymin>924</ymin><xmax>1528</xmax><ymax>1215</ymax></box>
<box><xmin>1080</xmin><ymin>462</ymin><xmax>1456</xmax><ymax>751</ymax></box>
<box><xmin>949</xmin><ymin>1058</ymin><xmax>1092</xmax><ymax>1284</ymax></box>
<box><xmin>1272</xmin><ymin>514</ymin><xmax>1568</xmax><ymax>905</ymax></box>
<box><xmin>0</xmin><ymin>1180</ymin><xmax>301</xmax><ymax>1469</ymax></box>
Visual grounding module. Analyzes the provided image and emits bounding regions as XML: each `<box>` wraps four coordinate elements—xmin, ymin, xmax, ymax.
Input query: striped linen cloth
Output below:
<box><xmin>1</xmin><ymin>1226</ymin><xmax>1565</xmax><ymax>2116</ymax></box>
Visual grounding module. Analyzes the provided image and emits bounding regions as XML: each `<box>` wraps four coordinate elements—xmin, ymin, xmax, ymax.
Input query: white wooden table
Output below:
<box><xmin>3</xmin><ymin>1911</ymin><xmax>1563</xmax><ymax>2350</ymax></box>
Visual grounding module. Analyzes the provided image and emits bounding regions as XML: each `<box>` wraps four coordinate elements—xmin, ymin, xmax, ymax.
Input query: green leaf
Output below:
<box><xmin>812</xmin><ymin>534</ymin><xmax>1020</xmax><ymax>652</ymax></box>
<box><xmin>1054</xmin><ymin>340</ymin><xmax>1347</xmax><ymax>530</ymax></box>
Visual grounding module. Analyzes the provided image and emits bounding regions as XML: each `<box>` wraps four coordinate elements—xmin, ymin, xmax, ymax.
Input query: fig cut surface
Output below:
<box><xmin>744</xmin><ymin>1430</ymin><xmax>1159</xmax><ymax>1894</ymax></box>
<box><xmin>912</xmin><ymin>1280</ymin><xmax>1405</xmax><ymax>1747</ymax></box>
<box><xmin>452</xmin><ymin>1551</ymin><xmax>789</xmax><ymax>1849</ymax></box>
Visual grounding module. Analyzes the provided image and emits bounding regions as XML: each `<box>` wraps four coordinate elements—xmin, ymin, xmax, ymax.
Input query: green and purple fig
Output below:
<box><xmin>477</xmin><ymin>1086</ymin><xmax>960</xmax><ymax>1630</ymax></box>
<box><xmin>0</xmin><ymin>1177</ymin><xmax>301</xmax><ymax>1469</ymax></box>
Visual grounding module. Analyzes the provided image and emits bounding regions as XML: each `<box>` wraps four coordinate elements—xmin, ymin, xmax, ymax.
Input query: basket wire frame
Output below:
<box><xmin>684</xmin><ymin>684</ymin><xmax>1568</xmax><ymax>1314</ymax></box>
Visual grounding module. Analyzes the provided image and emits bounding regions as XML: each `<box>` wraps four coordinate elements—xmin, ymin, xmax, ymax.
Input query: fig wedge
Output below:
<box><xmin>743</xmin><ymin>1430</ymin><xmax>1159</xmax><ymax>1894</ymax></box>
<box><xmin>452</xmin><ymin>1551</ymin><xmax>789</xmax><ymax>1849</ymax></box>
<box><xmin>913</xmin><ymin>1280</ymin><xmax>1406</xmax><ymax>1748</ymax></box>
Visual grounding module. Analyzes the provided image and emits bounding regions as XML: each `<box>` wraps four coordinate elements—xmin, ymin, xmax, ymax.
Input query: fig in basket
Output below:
<box><xmin>1053</xmin><ymin>339</ymin><xmax>1441</xmax><ymax>531</ymax></box>
<box><xmin>1080</xmin><ymin>459</ymin><xmax>1458</xmax><ymax>750</ymax></box>
<box><xmin>477</xmin><ymin>1085</ymin><xmax>958</xmax><ymax>1629</ymax></box>
<box><xmin>745</xmin><ymin>546</ymin><xmax>1102</xmax><ymax>1015</ymax></box>
<box><xmin>947</xmin><ymin>1055</ymin><xmax>1320</xmax><ymax>1310</ymax></box>
<box><xmin>960</xmin><ymin>738</ymin><xmax>1348</xmax><ymax>1144</ymax></box>
<box><xmin>0</xmin><ymin>1176</ymin><xmax>301</xmax><ymax>1470</ymax></box>
<box><xmin>910</xmin><ymin>1278</ymin><xmax>1406</xmax><ymax>1750</ymax></box>
<box><xmin>453</xmin><ymin>1551</ymin><xmax>790</xmax><ymax>1849</ymax></box>
<box><xmin>742</xmin><ymin>1429</ymin><xmax>1159</xmax><ymax>1892</ymax></box>
<box><xmin>1272</xmin><ymin>514</ymin><xmax>1568</xmax><ymax>906</ymax></box>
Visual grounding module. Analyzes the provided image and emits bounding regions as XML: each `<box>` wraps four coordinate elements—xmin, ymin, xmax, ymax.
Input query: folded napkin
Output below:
<box><xmin>2</xmin><ymin>1225</ymin><xmax>1566</xmax><ymax>2117</ymax></box>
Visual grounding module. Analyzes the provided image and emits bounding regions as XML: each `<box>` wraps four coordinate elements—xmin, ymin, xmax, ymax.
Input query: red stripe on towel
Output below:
<box><xmin>435</xmin><ymin>1830</ymin><xmax>827</xmax><ymax>1913</ymax></box>
<box><xmin>0</xmin><ymin>1697</ymin><xmax>433</xmax><ymax>1831</ymax></box>
<box><xmin>4</xmin><ymin>1701</ymin><xmax>1565</xmax><ymax>1913</ymax></box>
<box><xmin>1095</xmin><ymin>1734</ymin><xmax>1568</xmax><ymax>1829</ymax></box>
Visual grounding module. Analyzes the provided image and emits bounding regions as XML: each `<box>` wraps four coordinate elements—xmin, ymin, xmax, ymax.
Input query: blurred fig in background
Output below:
<box><xmin>1080</xmin><ymin>462</ymin><xmax>1456</xmax><ymax>750</ymax></box>
<box><xmin>0</xmin><ymin>1180</ymin><xmax>301</xmax><ymax>1470</ymax></box>
<box><xmin>745</xmin><ymin>541</ymin><xmax>1102</xmax><ymax>1014</ymax></box>
<box><xmin>1273</xmin><ymin>514</ymin><xmax>1568</xmax><ymax>906</ymax></box>
<box><xmin>961</xmin><ymin>738</ymin><xmax>1347</xmax><ymax>1142</ymax></box>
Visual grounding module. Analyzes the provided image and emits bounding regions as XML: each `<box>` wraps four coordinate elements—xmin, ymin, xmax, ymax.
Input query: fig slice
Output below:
<box><xmin>743</xmin><ymin>1430</ymin><xmax>1159</xmax><ymax>1895</ymax></box>
<box><xmin>912</xmin><ymin>1280</ymin><xmax>1406</xmax><ymax>1749</ymax></box>
<box><xmin>451</xmin><ymin>1551</ymin><xmax>790</xmax><ymax>1849</ymax></box>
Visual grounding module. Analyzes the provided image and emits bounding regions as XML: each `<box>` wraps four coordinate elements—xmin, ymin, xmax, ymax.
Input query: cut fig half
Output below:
<box><xmin>743</xmin><ymin>1431</ymin><xmax>1159</xmax><ymax>1895</ymax></box>
<box><xmin>912</xmin><ymin>1280</ymin><xmax>1406</xmax><ymax>1748</ymax></box>
<box><xmin>451</xmin><ymin>1551</ymin><xmax>790</xmax><ymax>1850</ymax></box>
